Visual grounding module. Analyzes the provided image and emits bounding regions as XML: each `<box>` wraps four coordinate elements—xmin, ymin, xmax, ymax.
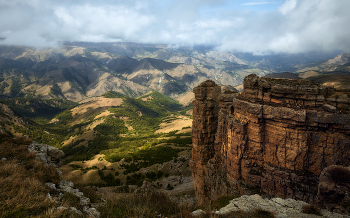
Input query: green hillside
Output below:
<box><xmin>62</xmin><ymin>91</ymin><xmax>186</xmax><ymax>164</ymax></box>
<box><xmin>0</xmin><ymin>98</ymin><xmax>78</xmax><ymax>119</ymax></box>
<box><xmin>0</xmin><ymin>91</ymin><xmax>192</xmax><ymax>188</ymax></box>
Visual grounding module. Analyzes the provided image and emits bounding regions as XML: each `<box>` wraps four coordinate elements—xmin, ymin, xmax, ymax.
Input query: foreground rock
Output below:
<box><xmin>27</xmin><ymin>142</ymin><xmax>100</xmax><ymax>218</ymax></box>
<box><xmin>28</xmin><ymin>141</ymin><xmax>65</xmax><ymax>174</ymax></box>
<box><xmin>216</xmin><ymin>194</ymin><xmax>349</xmax><ymax>218</ymax></box>
<box><xmin>191</xmin><ymin>75</ymin><xmax>350</xmax><ymax>206</ymax></box>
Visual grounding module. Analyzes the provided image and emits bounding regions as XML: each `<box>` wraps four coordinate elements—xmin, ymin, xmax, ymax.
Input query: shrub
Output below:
<box><xmin>98</xmin><ymin>169</ymin><xmax>122</xmax><ymax>186</ymax></box>
<box><xmin>166</xmin><ymin>184</ymin><xmax>174</xmax><ymax>190</ymax></box>
<box><xmin>327</xmin><ymin>165</ymin><xmax>350</xmax><ymax>184</ymax></box>
<box><xmin>302</xmin><ymin>203</ymin><xmax>322</xmax><ymax>216</ymax></box>
<box><xmin>218</xmin><ymin>209</ymin><xmax>276</xmax><ymax>218</ymax></box>
<box><xmin>126</xmin><ymin>173</ymin><xmax>145</xmax><ymax>186</ymax></box>
<box><xmin>211</xmin><ymin>195</ymin><xmax>240</xmax><ymax>210</ymax></box>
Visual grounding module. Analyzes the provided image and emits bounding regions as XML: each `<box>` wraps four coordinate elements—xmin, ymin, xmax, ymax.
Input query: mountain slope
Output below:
<box><xmin>0</xmin><ymin>43</ymin><xmax>345</xmax><ymax>102</ymax></box>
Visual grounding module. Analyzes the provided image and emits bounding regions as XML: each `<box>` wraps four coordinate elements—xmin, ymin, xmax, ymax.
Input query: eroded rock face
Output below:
<box><xmin>190</xmin><ymin>80</ymin><xmax>221</xmax><ymax>204</ymax></box>
<box><xmin>191</xmin><ymin>75</ymin><xmax>350</xmax><ymax>205</ymax></box>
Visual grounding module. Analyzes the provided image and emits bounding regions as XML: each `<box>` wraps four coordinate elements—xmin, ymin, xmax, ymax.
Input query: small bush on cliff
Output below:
<box><xmin>302</xmin><ymin>203</ymin><xmax>322</xmax><ymax>216</ymax></box>
<box><xmin>328</xmin><ymin>165</ymin><xmax>350</xmax><ymax>184</ymax></box>
<box><xmin>211</xmin><ymin>195</ymin><xmax>240</xmax><ymax>210</ymax></box>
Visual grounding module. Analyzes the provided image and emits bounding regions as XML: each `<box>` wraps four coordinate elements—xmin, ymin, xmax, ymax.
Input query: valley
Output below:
<box><xmin>0</xmin><ymin>90</ymin><xmax>194</xmax><ymax>195</ymax></box>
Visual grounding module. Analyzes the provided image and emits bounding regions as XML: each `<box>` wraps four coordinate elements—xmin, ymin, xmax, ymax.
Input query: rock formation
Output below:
<box><xmin>28</xmin><ymin>141</ymin><xmax>65</xmax><ymax>174</ymax></box>
<box><xmin>191</xmin><ymin>74</ymin><xmax>350</xmax><ymax>205</ymax></box>
<box><xmin>27</xmin><ymin>141</ymin><xmax>100</xmax><ymax>217</ymax></box>
<box><xmin>215</xmin><ymin>194</ymin><xmax>348</xmax><ymax>218</ymax></box>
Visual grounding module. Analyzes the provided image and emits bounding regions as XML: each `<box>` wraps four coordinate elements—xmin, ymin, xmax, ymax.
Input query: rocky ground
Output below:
<box><xmin>192</xmin><ymin>194</ymin><xmax>350</xmax><ymax>218</ymax></box>
<box><xmin>216</xmin><ymin>194</ymin><xmax>349</xmax><ymax>218</ymax></box>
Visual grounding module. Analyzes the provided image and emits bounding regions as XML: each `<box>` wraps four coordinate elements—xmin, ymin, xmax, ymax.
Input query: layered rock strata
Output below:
<box><xmin>191</xmin><ymin>75</ymin><xmax>350</xmax><ymax>205</ymax></box>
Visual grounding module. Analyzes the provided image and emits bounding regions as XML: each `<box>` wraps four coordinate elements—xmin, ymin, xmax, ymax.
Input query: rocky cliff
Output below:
<box><xmin>191</xmin><ymin>74</ymin><xmax>350</xmax><ymax>206</ymax></box>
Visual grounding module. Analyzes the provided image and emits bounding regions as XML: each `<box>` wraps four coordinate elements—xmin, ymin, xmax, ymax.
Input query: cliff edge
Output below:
<box><xmin>191</xmin><ymin>74</ymin><xmax>350</xmax><ymax>209</ymax></box>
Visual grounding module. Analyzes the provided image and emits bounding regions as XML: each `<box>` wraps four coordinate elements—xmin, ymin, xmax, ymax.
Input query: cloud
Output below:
<box><xmin>0</xmin><ymin>0</ymin><xmax>349</xmax><ymax>54</ymax></box>
<box><xmin>240</xmin><ymin>2</ymin><xmax>278</xmax><ymax>6</ymax></box>
<box><xmin>278</xmin><ymin>0</ymin><xmax>296</xmax><ymax>14</ymax></box>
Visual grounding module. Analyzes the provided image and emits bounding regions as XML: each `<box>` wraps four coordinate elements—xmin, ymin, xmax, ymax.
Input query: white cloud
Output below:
<box><xmin>0</xmin><ymin>0</ymin><xmax>349</xmax><ymax>54</ymax></box>
<box><xmin>278</xmin><ymin>0</ymin><xmax>296</xmax><ymax>14</ymax></box>
<box><xmin>241</xmin><ymin>2</ymin><xmax>278</xmax><ymax>6</ymax></box>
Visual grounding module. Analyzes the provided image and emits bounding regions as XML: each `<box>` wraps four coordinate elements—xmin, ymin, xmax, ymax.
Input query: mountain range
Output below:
<box><xmin>1</xmin><ymin>42</ymin><xmax>348</xmax><ymax>102</ymax></box>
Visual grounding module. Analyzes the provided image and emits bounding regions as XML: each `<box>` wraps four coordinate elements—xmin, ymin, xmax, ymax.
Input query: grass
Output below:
<box><xmin>61</xmin><ymin>192</ymin><xmax>82</xmax><ymax>210</ymax></box>
<box><xmin>0</xmin><ymin>133</ymin><xmax>107</xmax><ymax>217</ymax></box>
<box><xmin>97</xmin><ymin>191</ymin><xmax>190</xmax><ymax>218</ymax></box>
<box><xmin>0</xmin><ymin>134</ymin><xmax>59</xmax><ymax>217</ymax></box>
<box><xmin>102</xmin><ymin>91</ymin><xmax>126</xmax><ymax>98</ymax></box>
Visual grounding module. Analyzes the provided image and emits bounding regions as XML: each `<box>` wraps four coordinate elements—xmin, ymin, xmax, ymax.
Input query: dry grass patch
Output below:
<box><xmin>0</xmin><ymin>134</ymin><xmax>60</xmax><ymax>217</ymax></box>
<box><xmin>98</xmin><ymin>191</ymin><xmax>193</xmax><ymax>218</ymax></box>
<box><xmin>156</xmin><ymin>116</ymin><xmax>192</xmax><ymax>134</ymax></box>
<box><xmin>176</xmin><ymin>91</ymin><xmax>195</xmax><ymax>107</ymax></box>
<box><xmin>60</xmin><ymin>154</ymin><xmax>122</xmax><ymax>185</ymax></box>
<box><xmin>70</xmin><ymin>97</ymin><xmax>122</xmax><ymax>124</ymax></box>
<box><xmin>141</xmin><ymin>95</ymin><xmax>153</xmax><ymax>101</ymax></box>
<box><xmin>176</xmin><ymin>128</ymin><xmax>192</xmax><ymax>134</ymax></box>
<box><xmin>298</xmin><ymin>70</ymin><xmax>319</xmax><ymax>78</ymax></box>
<box><xmin>119</xmin><ymin>116</ymin><xmax>133</xmax><ymax>130</ymax></box>
<box><xmin>95</xmin><ymin>110</ymin><xmax>113</xmax><ymax>120</ymax></box>
<box><xmin>60</xmin><ymin>167</ymin><xmax>105</xmax><ymax>184</ymax></box>
<box><xmin>62</xmin><ymin>129</ymin><xmax>95</xmax><ymax>147</ymax></box>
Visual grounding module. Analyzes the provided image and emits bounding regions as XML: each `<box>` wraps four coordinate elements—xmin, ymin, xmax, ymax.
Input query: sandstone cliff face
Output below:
<box><xmin>191</xmin><ymin>75</ymin><xmax>350</xmax><ymax>205</ymax></box>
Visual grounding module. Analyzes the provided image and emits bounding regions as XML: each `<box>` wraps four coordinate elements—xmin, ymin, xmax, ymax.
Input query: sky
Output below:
<box><xmin>0</xmin><ymin>0</ymin><xmax>349</xmax><ymax>54</ymax></box>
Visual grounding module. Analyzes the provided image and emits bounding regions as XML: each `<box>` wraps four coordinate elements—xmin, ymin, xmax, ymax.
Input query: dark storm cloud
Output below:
<box><xmin>0</xmin><ymin>0</ymin><xmax>349</xmax><ymax>53</ymax></box>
